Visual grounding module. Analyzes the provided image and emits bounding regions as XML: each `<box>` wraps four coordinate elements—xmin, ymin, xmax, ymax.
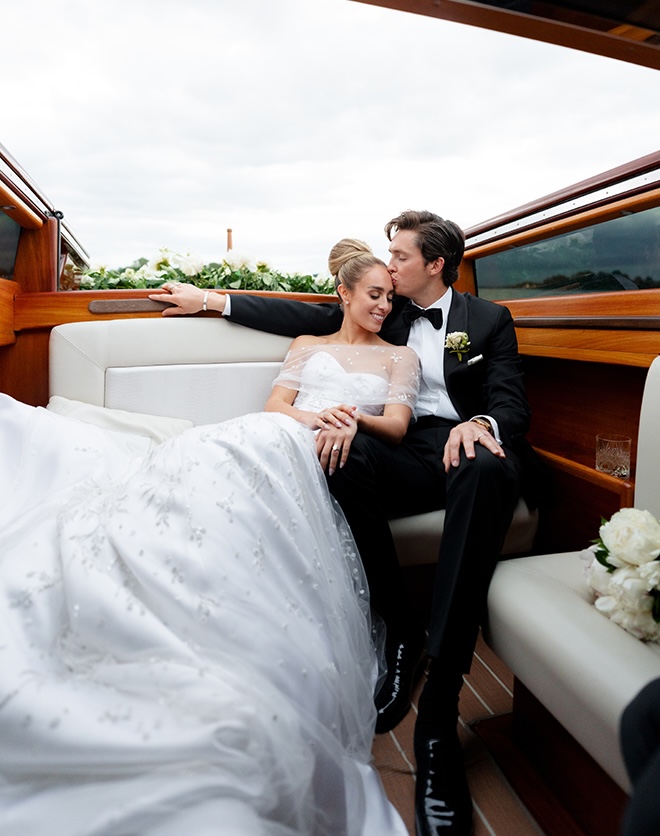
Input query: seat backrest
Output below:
<box><xmin>634</xmin><ymin>355</ymin><xmax>660</xmax><ymax>517</ymax></box>
<box><xmin>49</xmin><ymin>318</ymin><xmax>293</xmax><ymax>425</ymax></box>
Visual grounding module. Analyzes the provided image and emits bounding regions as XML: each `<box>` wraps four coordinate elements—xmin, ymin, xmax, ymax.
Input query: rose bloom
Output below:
<box><xmin>600</xmin><ymin>598</ymin><xmax>660</xmax><ymax>642</ymax></box>
<box><xmin>637</xmin><ymin>560</ymin><xmax>660</xmax><ymax>590</ymax></box>
<box><xmin>170</xmin><ymin>252</ymin><xmax>205</xmax><ymax>277</ymax></box>
<box><xmin>581</xmin><ymin>547</ymin><xmax>612</xmax><ymax>596</ymax></box>
<box><xmin>607</xmin><ymin>566</ymin><xmax>652</xmax><ymax>611</ymax></box>
<box><xmin>599</xmin><ymin>508</ymin><xmax>660</xmax><ymax>567</ymax></box>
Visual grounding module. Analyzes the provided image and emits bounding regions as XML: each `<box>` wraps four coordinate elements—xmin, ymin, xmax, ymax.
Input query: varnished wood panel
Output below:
<box><xmin>523</xmin><ymin>356</ymin><xmax>645</xmax><ymax>468</ymax></box>
<box><xmin>13</xmin><ymin>289</ymin><xmax>338</xmax><ymax>331</ymax></box>
<box><xmin>353</xmin><ymin>0</ymin><xmax>660</xmax><ymax>69</ymax></box>
<box><xmin>534</xmin><ymin>459</ymin><xmax>634</xmax><ymax>554</ymax></box>
<box><xmin>516</xmin><ymin>327</ymin><xmax>659</xmax><ymax>367</ymax></box>
<box><xmin>0</xmin><ymin>279</ymin><xmax>18</xmax><ymax>346</ymax></box>
<box><xmin>505</xmin><ymin>289</ymin><xmax>660</xmax><ymax>320</ymax></box>
<box><xmin>511</xmin><ymin>680</ymin><xmax>627</xmax><ymax>836</ymax></box>
<box><xmin>0</xmin><ymin>181</ymin><xmax>43</xmax><ymax>229</ymax></box>
<box><xmin>13</xmin><ymin>218</ymin><xmax>59</xmax><ymax>293</ymax></box>
<box><xmin>0</xmin><ymin>329</ymin><xmax>50</xmax><ymax>405</ymax></box>
<box><xmin>521</xmin><ymin>355</ymin><xmax>642</xmax><ymax>552</ymax></box>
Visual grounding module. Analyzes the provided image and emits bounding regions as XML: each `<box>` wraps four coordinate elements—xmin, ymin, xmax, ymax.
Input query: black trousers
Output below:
<box><xmin>620</xmin><ymin>677</ymin><xmax>660</xmax><ymax>836</ymax></box>
<box><xmin>328</xmin><ymin>417</ymin><xmax>521</xmax><ymax>677</ymax></box>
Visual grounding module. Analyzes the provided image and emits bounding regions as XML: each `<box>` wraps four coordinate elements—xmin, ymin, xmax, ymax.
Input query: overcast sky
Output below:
<box><xmin>3</xmin><ymin>0</ymin><xmax>659</xmax><ymax>275</ymax></box>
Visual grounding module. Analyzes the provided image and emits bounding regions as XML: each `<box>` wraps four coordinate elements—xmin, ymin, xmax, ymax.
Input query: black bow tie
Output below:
<box><xmin>402</xmin><ymin>302</ymin><xmax>443</xmax><ymax>330</ymax></box>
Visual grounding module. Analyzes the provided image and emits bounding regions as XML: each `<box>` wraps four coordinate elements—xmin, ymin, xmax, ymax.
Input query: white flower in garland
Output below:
<box><xmin>581</xmin><ymin>507</ymin><xmax>660</xmax><ymax>642</ymax></box>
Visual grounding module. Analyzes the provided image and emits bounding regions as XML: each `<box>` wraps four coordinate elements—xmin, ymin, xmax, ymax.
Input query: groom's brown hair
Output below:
<box><xmin>385</xmin><ymin>210</ymin><xmax>465</xmax><ymax>286</ymax></box>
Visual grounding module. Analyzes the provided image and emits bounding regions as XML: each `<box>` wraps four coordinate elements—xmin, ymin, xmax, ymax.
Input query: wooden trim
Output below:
<box><xmin>515</xmin><ymin>338</ymin><xmax>659</xmax><ymax>368</ymax></box>
<box><xmin>351</xmin><ymin>0</ymin><xmax>660</xmax><ymax>69</ymax></box>
<box><xmin>0</xmin><ymin>278</ymin><xmax>17</xmax><ymax>346</ymax></box>
<box><xmin>466</xmin><ymin>150</ymin><xmax>660</xmax><ymax>239</ymax></box>
<box><xmin>535</xmin><ymin>448</ymin><xmax>634</xmax><ymax>507</ymax></box>
<box><xmin>0</xmin><ymin>181</ymin><xmax>43</xmax><ymax>230</ymax></box>
<box><xmin>88</xmin><ymin>299</ymin><xmax>174</xmax><ymax>314</ymax></box>
<box><xmin>13</xmin><ymin>289</ymin><xmax>338</xmax><ymax>331</ymax></box>
<box><xmin>503</xmin><ymin>289</ymin><xmax>660</xmax><ymax>319</ymax></box>
<box><xmin>13</xmin><ymin>218</ymin><xmax>60</xmax><ymax>293</ymax></box>
<box><xmin>466</xmin><ymin>187</ymin><xmax>660</xmax><ymax>259</ymax></box>
<box><xmin>515</xmin><ymin>316</ymin><xmax>660</xmax><ymax>330</ymax></box>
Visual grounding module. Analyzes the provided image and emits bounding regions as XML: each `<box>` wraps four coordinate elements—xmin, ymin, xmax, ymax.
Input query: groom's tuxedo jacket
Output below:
<box><xmin>227</xmin><ymin>290</ymin><xmax>531</xmax><ymax>453</ymax></box>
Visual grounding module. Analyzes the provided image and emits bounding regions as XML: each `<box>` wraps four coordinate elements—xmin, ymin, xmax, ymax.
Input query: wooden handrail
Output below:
<box><xmin>465</xmin><ymin>150</ymin><xmax>660</xmax><ymax>240</ymax></box>
<box><xmin>514</xmin><ymin>316</ymin><xmax>660</xmax><ymax>331</ymax></box>
<box><xmin>465</xmin><ymin>187</ymin><xmax>660</xmax><ymax>260</ymax></box>
<box><xmin>534</xmin><ymin>448</ymin><xmax>634</xmax><ymax>507</ymax></box>
<box><xmin>352</xmin><ymin>1</ymin><xmax>660</xmax><ymax>70</ymax></box>
<box><xmin>0</xmin><ymin>180</ymin><xmax>43</xmax><ymax>230</ymax></box>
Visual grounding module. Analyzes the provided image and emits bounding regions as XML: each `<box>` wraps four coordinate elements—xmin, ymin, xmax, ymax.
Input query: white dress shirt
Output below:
<box><xmin>405</xmin><ymin>289</ymin><xmax>460</xmax><ymax>421</ymax></box>
<box><xmin>404</xmin><ymin>289</ymin><xmax>501</xmax><ymax>440</ymax></box>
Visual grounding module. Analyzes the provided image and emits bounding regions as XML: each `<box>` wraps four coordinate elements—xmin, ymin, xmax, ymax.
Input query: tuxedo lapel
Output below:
<box><xmin>444</xmin><ymin>291</ymin><xmax>469</xmax><ymax>367</ymax></box>
<box><xmin>443</xmin><ymin>292</ymin><xmax>471</xmax><ymax>419</ymax></box>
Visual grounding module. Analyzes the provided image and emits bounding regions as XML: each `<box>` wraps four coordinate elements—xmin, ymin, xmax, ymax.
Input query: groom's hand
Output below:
<box><xmin>443</xmin><ymin>421</ymin><xmax>505</xmax><ymax>472</ymax></box>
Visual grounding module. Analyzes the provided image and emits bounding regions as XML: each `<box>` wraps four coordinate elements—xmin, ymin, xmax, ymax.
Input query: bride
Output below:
<box><xmin>0</xmin><ymin>240</ymin><xmax>419</xmax><ymax>835</ymax></box>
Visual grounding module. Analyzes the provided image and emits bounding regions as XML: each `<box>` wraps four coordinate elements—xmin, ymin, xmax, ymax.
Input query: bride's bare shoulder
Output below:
<box><xmin>289</xmin><ymin>335</ymin><xmax>337</xmax><ymax>350</ymax></box>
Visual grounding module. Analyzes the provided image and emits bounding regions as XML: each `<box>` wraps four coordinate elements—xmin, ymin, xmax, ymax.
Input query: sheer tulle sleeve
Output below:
<box><xmin>272</xmin><ymin>343</ymin><xmax>420</xmax><ymax>415</ymax></box>
<box><xmin>385</xmin><ymin>345</ymin><xmax>420</xmax><ymax>410</ymax></box>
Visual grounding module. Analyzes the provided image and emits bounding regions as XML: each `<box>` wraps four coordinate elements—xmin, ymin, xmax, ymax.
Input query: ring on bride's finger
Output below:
<box><xmin>476</xmin><ymin>433</ymin><xmax>485</xmax><ymax>441</ymax></box>
<box><xmin>332</xmin><ymin>444</ymin><xmax>340</xmax><ymax>452</ymax></box>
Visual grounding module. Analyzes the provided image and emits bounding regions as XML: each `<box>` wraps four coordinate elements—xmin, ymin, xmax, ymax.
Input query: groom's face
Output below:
<box><xmin>387</xmin><ymin>230</ymin><xmax>437</xmax><ymax>301</ymax></box>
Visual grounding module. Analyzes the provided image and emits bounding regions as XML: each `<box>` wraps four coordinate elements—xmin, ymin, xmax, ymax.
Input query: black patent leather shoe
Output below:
<box><xmin>414</xmin><ymin>732</ymin><xmax>473</xmax><ymax>835</ymax></box>
<box><xmin>375</xmin><ymin>638</ymin><xmax>425</xmax><ymax>734</ymax></box>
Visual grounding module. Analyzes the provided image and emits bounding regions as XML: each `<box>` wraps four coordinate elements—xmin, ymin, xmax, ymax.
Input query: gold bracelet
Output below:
<box><xmin>471</xmin><ymin>417</ymin><xmax>492</xmax><ymax>434</ymax></box>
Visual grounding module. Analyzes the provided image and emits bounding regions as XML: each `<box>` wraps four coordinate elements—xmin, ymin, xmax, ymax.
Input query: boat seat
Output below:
<box><xmin>48</xmin><ymin>317</ymin><xmax>539</xmax><ymax>568</ymax></box>
<box><xmin>485</xmin><ymin>355</ymin><xmax>660</xmax><ymax>792</ymax></box>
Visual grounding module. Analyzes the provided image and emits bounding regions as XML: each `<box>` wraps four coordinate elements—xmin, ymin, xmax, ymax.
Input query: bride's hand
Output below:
<box><xmin>314</xmin><ymin>404</ymin><xmax>357</xmax><ymax>431</ymax></box>
<box><xmin>316</xmin><ymin>422</ymin><xmax>358</xmax><ymax>475</ymax></box>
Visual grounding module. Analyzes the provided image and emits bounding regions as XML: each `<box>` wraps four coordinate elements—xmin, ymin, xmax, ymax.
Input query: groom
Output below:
<box><xmin>152</xmin><ymin>210</ymin><xmax>533</xmax><ymax>836</ymax></box>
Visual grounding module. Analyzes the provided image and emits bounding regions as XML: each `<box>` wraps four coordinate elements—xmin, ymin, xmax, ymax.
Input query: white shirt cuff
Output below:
<box><xmin>471</xmin><ymin>414</ymin><xmax>501</xmax><ymax>444</ymax></box>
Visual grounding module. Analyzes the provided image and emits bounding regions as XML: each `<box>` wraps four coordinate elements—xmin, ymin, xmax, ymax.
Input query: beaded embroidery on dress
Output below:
<box><xmin>0</xmin><ymin>343</ymin><xmax>418</xmax><ymax>836</ymax></box>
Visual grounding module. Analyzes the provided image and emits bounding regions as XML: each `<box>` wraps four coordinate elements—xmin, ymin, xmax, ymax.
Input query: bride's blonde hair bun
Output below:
<box><xmin>328</xmin><ymin>238</ymin><xmax>385</xmax><ymax>295</ymax></box>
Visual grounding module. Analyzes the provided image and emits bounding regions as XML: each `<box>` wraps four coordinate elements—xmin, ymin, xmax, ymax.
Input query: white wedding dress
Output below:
<box><xmin>0</xmin><ymin>346</ymin><xmax>418</xmax><ymax>836</ymax></box>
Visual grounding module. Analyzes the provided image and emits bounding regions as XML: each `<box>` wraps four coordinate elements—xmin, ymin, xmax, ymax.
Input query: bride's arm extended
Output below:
<box><xmin>355</xmin><ymin>403</ymin><xmax>412</xmax><ymax>444</ymax></box>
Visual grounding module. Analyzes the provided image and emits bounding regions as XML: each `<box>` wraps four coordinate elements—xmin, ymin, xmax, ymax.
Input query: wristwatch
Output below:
<box><xmin>471</xmin><ymin>417</ymin><xmax>493</xmax><ymax>434</ymax></box>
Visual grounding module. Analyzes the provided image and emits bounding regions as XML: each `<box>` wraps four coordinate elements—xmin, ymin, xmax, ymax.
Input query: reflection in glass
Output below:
<box><xmin>475</xmin><ymin>205</ymin><xmax>660</xmax><ymax>301</ymax></box>
<box><xmin>0</xmin><ymin>212</ymin><xmax>20</xmax><ymax>279</ymax></box>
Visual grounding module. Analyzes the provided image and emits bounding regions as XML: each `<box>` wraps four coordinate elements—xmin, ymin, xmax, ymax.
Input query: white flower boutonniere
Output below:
<box><xmin>581</xmin><ymin>507</ymin><xmax>660</xmax><ymax>642</ymax></box>
<box><xmin>444</xmin><ymin>331</ymin><xmax>471</xmax><ymax>362</ymax></box>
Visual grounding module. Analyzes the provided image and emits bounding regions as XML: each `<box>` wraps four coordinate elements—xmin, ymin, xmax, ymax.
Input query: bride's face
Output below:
<box><xmin>343</xmin><ymin>265</ymin><xmax>394</xmax><ymax>332</ymax></box>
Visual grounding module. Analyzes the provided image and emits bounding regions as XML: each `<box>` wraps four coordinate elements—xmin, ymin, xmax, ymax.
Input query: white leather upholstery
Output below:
<box><xmin>486</xmin><ymin>355</ymin><xmax>660</xmax><ymax>792</ymax></box>
<box><xmin>49</xmin><ymin>319</ymin><xmax>291</xmax><ymax>422</ymax></box>
<box><xmin>49</xmin><ymin>317</ymin><xmax>539</xmax><ymax>568</ymax></box>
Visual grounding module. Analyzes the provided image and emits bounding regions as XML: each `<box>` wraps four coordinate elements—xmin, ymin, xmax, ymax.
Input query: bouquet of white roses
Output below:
<box><xmin>581</xmin><ymin>508</ymin><xmax>660</xmax><ymax>642</ymax></box>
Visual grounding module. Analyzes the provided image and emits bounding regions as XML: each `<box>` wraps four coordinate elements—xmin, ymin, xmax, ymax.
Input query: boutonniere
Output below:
<box><xmin>445</xmin><ymin>331</ymin><xmax>471</xmax><ymax>362</ymax></box>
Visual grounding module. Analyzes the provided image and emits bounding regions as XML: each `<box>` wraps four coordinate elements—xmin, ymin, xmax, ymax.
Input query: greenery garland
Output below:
<box><xmin>70</xmin><ymin>249</ymin><xmax>336</xmax><ymax>295</ymax></box>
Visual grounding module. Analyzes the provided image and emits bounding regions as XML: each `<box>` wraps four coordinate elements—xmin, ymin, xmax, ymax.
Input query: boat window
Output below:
<box><xmin>474</xmin><ymin>205</ymin><xmax>660</xmax><ymax>300</ymax></box>
<box><xmin>0</xmin><ymin>212</ymin><xmax>20</xmax><ymax>279</ymax></box>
